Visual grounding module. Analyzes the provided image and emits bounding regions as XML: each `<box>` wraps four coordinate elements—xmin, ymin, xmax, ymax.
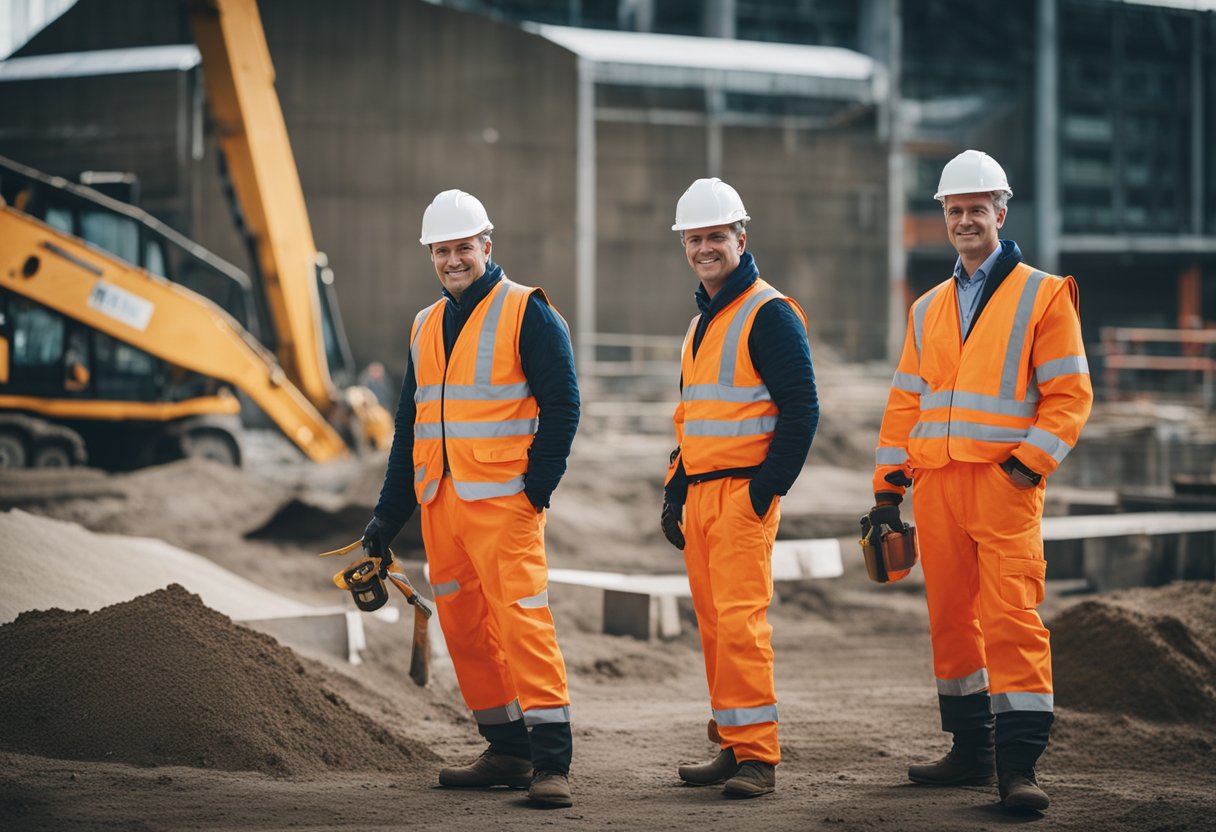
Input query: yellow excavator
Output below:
<box><xmin>0</xmin><ymin>0</ymin><xmax>391</xmax><ymax>469</ymax></box>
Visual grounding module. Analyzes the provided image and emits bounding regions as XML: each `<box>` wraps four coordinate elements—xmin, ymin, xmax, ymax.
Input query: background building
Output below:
<box><xmin>2</xmin><ymin>0</ymin><xmax>1213</xmax><ymax>401</ymax></box>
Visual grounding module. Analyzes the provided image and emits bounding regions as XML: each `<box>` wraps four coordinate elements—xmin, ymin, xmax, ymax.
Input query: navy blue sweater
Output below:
<box><xmin>665</xmin><ymin>251</ymin><xmax>819</xmax><ymax>513</ymax></box>
<box><xmin>374</xmin><ymin>262</ymin><xmax>580</xmax><ymax>528</ymax></box>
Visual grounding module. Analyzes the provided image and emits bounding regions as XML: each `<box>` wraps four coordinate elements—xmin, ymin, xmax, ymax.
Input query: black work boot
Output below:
<box><xmin>909</xmin><ymin>691</ymin><xmax>996</xmax><ymax>785</ymax></box>
<box><xmin>723</xmin><ymin>760</ymin><xmax>776</xmax><ymax>798</ymax></box>
<box><xmin>999</xmin><ymin>769</ymin><xmax>1049</xmax><ymax>811</ymax></box>
<box><xmin>528</xmin><ymin>770</ymin><xmax>573</xmax><ymax>807</ymax></box>
<box><xmin>438</xmin><ymin>748</ymin><xmax>533</xmax><ymax>788</ymax></box>
<box><xmin>907</xmin><ymin>727</ymin><xmax>996</xmax><ymax>785</ymax></box>
<box><xmin>996</xmin><ymin>709</ymin><xmax>1054</xmax><ymax>812</ymax></box>
<box><xmin>678</xmin><ymin>747</ymin><xmax>738</xmax><ymax>786</ymax></box>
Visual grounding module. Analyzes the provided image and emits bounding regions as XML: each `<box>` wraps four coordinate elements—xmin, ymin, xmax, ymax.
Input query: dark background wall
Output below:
<box><xmin>1</xmin><ymin>0</ymin><xmax>889</xmax><ymax>378</ymax></box>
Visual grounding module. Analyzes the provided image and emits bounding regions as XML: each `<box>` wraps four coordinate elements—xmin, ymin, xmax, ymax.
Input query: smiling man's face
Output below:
<box><xmin>430</xmin><ymin>235</ymin><xmax>491</xmax><ymax>299</ymax></box>
<box><xmin>943</xmin><ymin>193</ymin><xmax>1005</xmax><ymax>266</ymax></box>
<box><xmin>682</xmin><ymin>224</ymin><xmax>745</xmax><ymax>297</ymax></box>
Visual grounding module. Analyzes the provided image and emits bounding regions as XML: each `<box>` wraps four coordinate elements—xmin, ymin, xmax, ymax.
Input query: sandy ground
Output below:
<box><xmin>1</xmin><ymin>431</ymin><xmax>1214</xmax><ymax>831</ymax></box>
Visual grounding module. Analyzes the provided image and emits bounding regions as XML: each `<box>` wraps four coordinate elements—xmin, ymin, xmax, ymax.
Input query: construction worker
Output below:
<box><xmin>870</xmin><ymin>150</ymin><xmax>1092</xmax><ymax>811</ymax></box>
<box><xmin>363</xmin><ymin>189</ymin><xmax>580</xmax><ymax>808</ymax></box>
<box><xmin>661</xmin><ymin>178</ymin><xmax>819</xmax><ymax>798</ymax></box>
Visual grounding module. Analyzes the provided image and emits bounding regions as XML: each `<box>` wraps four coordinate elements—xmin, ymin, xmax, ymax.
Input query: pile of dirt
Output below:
<box><xmin>1051</xmin><ymin>581</ymin><xmax>1216</xmax><ymax>723</ymax></box>
<box><xmin>0</xmin><ymin>585</ymin><xmax>436</xmax><ymax>774</ymax></box>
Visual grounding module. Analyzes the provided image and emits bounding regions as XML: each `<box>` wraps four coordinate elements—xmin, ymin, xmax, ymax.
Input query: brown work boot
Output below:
<box><xmin>723</xmin><ymin>760</ymin><xmax>776</xmax><ymax>798</ymax></box>
<box><xmin>678</xmin><ymin>747</ymin><xmax>738</xmax><ymax>786</ymax></box>
<box><xmin>528</xmin><ymin>770</ymin><xmax>573</xmax><ymax>807</ymax></box>
<box><xmin>999</xmin><ymin>770</ymin><xmax>1050</xmax><ymax>812</ymax></box>
<box><xmin>908</xmin><ymin>732</ymin><xmax>996</xmax><ymax>786</ymax></box>
<box><xmin>438</xmin><ymin>749</ymin><xmax>532</xmax><ymax>789</ymax></box>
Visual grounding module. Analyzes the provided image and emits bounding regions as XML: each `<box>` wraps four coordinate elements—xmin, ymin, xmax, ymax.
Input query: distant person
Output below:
<box><xmin>661</xmin><ymin>178</ymin><xmax>818</xmax><ymax>798</ymax></box>
<box><xmin>869</xmin><ymin>150</ymin><xmax>1093</xmax><ymax>811</ymax></box>
<box><xmin>362</xmin><ymin>190</ymin><xmax>580</xmax><ymax>807</ymax></box>
<box><xmin>358</xmin><ymin>361</ymin><xmax>393</xmax><ymax>408</ymax></box>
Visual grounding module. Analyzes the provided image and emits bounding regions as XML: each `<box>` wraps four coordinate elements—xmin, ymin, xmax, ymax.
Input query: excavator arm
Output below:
<box><xmin>189</xmin><ymin>0</ymin><xmax>340</xmax><ymax>411</ymax></box>
<box><xmin>0</xmin><ymin>205</ymin><xmax>348</xmax><ymax>462</ymax></box>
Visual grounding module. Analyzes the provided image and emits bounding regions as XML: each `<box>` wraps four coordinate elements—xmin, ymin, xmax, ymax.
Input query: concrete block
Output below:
<box><xmin>242</xmin><ymin>608</ymin><xmax>365</xmax><ymax>664</ymax></box>
<box><xmin>602</xmin><ymin>589</ymin><xmax>682</xmax><ymax>641</ymax></box>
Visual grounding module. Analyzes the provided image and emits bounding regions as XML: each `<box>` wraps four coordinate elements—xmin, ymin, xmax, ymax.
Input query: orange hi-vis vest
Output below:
<box><xmin>874</xmin><ymin>262</ymin><xmax>1093</xmax><ymax>494</ymax></box>
<box><xmin>410</xmin><ymin>278</ymin><xmax>544</xmax><ymax>504</ymax></box>
<box><xmin>672</xmin><ymin>278</ymin><xmax>808</xmax><ymax>477</ymax></box>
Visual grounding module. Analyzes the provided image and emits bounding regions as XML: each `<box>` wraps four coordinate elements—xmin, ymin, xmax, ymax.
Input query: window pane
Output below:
<box><xmin>80</xmin><ymin>211</ymin><xmax>138</xmax><ymax>263</ymax></box>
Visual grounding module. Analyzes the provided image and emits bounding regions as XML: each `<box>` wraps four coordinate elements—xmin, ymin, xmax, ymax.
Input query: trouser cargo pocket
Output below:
<box><xmin>999</xmin><ymin>556</ymin><xmax>1046</xmax><ymax>609</ymax></box>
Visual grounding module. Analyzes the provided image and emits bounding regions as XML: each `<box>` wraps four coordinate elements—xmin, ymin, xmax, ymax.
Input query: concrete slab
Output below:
<box><xmin>0</xmin><ymin>509</ymin><xmax>366</xmax><ymax>663</ymax></box>
<box><xmin>1042</xmin><ymin>512</ymin><xmax>1216</xmax><ymax>539</ymax></box>
<box><xmin>546</xmin><ymin>538</ymin><xmax>844</xmax><ymax>641</ymax></box>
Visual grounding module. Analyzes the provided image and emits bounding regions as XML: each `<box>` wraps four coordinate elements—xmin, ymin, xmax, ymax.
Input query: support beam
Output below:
<box><xmin>1192</xmin><ymin>12</ymin><xmax>1205</xmax><ymax>236</ymax></box>
<box><xmin>575</xmin><ymin>58</ymin><xmax>597</xmax><ymax>378</ymax></box>
<box><xmin>1035</xmin><ymin>0</ymin><xmax>1060</xmax><ymax>274</ymax></box>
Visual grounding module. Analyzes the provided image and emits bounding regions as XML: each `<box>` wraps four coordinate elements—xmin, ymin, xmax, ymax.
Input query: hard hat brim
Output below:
<box><xmin>419</xmin><ymin>222</ymin><xmax>494</xmax><ymax>246</ymax></box>
<box><xmin>933</xmin><ymin>187</ymin><xmax>1013</xmax><ymax>202</ymax></box>
<box><xmin>671</xmin><ymin>212</ymin><xmax>751</xmax><ymax>232</ymax></box>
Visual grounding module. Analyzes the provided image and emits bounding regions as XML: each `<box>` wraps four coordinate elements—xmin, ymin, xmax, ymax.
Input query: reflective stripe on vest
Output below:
<box><xmin>678</xmin><ymin>280</ymin><xmax>803</xmax><ymax>475</ymax></box>
<box><xmin>906</xmin><ymin>269</ymin><xmax>1082</xmax><ymax>465</ymax></box>
<box><xmin>411</xmin><ymin>279</ymin><xmax>538</xmax><ymax>503</ymax></box>
<box><xmin>681</xmin><ymin>287</ymin><xmax>779</xmax><ymax>436</ymax></box>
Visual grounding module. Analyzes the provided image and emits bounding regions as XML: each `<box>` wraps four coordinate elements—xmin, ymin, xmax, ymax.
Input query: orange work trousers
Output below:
<box><xmin>422</xmin><ymin>476</ymin><xmax>570</xmax><ymax>729</ymax></box>
<box><xmin>683</xmin><ymin>476</ymin><xmax>781</xmax><ymax>764</ymax></box>
<box><xmin>913</xmin><ymin>461</ymin><xmax>1053</xmax><ymax>713</ymax></box>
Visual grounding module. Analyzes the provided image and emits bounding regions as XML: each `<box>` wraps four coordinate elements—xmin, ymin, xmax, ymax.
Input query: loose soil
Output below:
<box><xmin>1</xmin><ymin>435</ymin><xmax>1213</xmax><ymax>830</ymax></box>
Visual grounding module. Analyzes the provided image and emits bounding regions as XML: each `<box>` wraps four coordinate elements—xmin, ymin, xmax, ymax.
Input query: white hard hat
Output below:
<box><xmin>672</xmin><ymin>177</ymin><xmax>751</xmax><ymax>232</ymax></box>
<box><xmin>419</xmin><ymin>189</ymin><xmax>494</xmax><ymax>245</ymax></box>
<box><xmin>934</xmin><ymin>150</ymin><xmax>1013</xmax><ymax>202</ymax></box>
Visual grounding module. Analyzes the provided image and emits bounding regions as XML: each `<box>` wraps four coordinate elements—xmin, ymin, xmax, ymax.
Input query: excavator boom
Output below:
<box><xmin>189</xmin><ymin>0</ymin><xmax>341</xmax><ymax>411</ymax></box>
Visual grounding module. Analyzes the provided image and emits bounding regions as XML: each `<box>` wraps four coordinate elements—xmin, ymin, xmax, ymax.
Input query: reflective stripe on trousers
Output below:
<box><xmin>683</xmin><ymin>476</ymin><xmax>781</xmax><ymax>764</ymax></box>
<box><xmin>914</xmin><ymin>462</ymin><xmax>1052</xmax><ymax>711</ymax></box>
<box><xmin>422</xmin><ymin>477</ymin><xmax>569</xmax><ymax>736</ymax></box>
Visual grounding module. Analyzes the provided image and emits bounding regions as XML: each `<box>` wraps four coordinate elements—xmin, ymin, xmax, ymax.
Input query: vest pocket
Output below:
<box><xmin>472</xmin><ymin>443</ymin><xmax>531</xmax><ymax>463</ymax></box>
<box><xmin>999</xmin><ymin>556</ymin><xmax>1046</xmax><ymax>609</ymax></box>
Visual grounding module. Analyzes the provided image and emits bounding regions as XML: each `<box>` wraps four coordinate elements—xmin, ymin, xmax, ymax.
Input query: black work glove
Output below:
<box><xmin>362</xmin><ymin>515</ymin><xmax>403</xmax><ymax>571</ymax></box>
<box><xmin>660</xmin><ymin>500</ymin><xmax>685</xmax><ymax>550</ymax></box>
<box><xmin>1000</xmin><ymin>456</ymin><xmax>1042</xmax><ymax>489</ymax></box>
<box><xmin>884</xmin><ymin>469</ymin><xmax>913</xmax><ymax>488</ymax></box>
<box><xmin>866</xmin><ymin>502</ymin><xmax>906</xmax><ymax>534</ymax></box>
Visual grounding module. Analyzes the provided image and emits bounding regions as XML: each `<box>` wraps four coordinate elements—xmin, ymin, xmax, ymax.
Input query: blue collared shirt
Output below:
<box><xmin>953</xmin><ymin>243</ymin><xmax>1000</xmax><ymax>336</ymax></box>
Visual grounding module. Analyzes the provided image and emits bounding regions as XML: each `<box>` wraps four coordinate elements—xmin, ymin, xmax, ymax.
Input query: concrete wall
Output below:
<box><xmin>595</xmin><ymin>116</ymin><xmax>888</xmax><ymax>361</ymax></box>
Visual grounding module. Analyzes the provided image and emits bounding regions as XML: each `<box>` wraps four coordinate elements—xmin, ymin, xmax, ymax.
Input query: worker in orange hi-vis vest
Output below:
<box><xmin>362</xmin><ymin>190</ymin><xmax>579</xmax><ymax>809</ymax></box>
<box><xmin>869</xmin><ymin>151</ymin><xmax>1093</xmax><ymax>813</ymax></box>
<box><xmin>662</xmin><ymin>178</ymin><xmax>819</xmax><ymax>800</ymax></box>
